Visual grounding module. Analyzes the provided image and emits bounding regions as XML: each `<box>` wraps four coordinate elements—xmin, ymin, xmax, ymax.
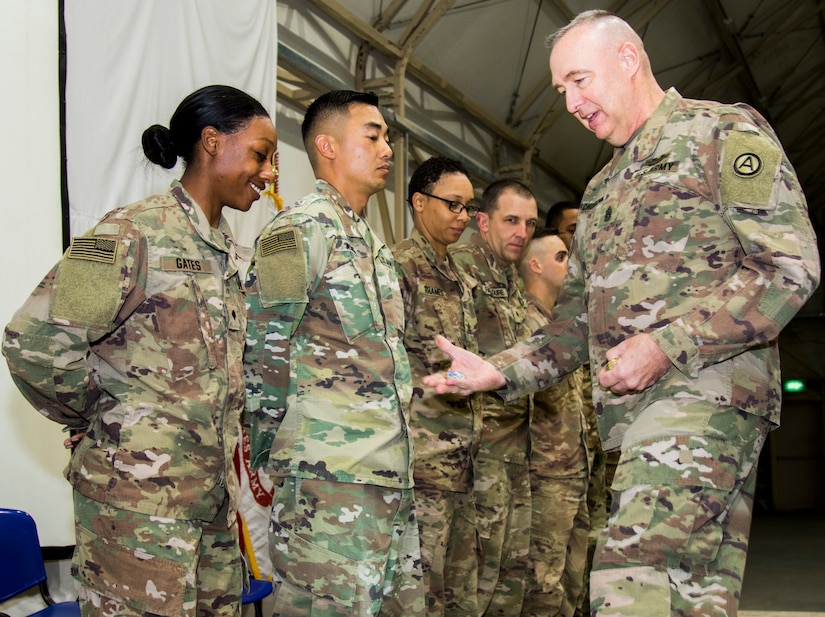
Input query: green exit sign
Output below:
<box><xmin>783</xmin><ymin>379</ymin><xmax>806</xmax><ymax>393</ymax></box>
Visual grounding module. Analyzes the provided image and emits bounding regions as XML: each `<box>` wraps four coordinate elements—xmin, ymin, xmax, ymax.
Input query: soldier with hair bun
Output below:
<box><xmin>4</xmin><ymin>84</ymin><xmax>277</xmax><ymax>617</ymax></box>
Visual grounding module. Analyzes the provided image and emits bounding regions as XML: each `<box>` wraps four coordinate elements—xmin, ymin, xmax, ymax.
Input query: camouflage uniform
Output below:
<box><xmin>3</xmin><ymin>181</ymin><xmax>246</xmax><ymax>617</ymax></box>
<box><xmin>488</xmin><ymin>89</ymin><xmax>820</xmax><ymax>616</ymax></box>
<box><xmin>243</xmin><ymin>180</ymin><xmax>424</xmax><ymax>617</ymax></box>
<box><xmin>393</xmin><ymin>228</ymin><xmax>482</xmax><ymax>616</ymax></box>
<box><xmin>574</xmin><ymin>367</ymin><xmax>608</xmax><ymax>617</ymax></box>
<box><xmin>451</xmin><ymin>233</ymin><xmax>532</xmax><ymax>616</ymax></box>
<box><xmin>520</xmin><ymin>293</ymin><xmax>590</xmax><ymax>617</ymax></box>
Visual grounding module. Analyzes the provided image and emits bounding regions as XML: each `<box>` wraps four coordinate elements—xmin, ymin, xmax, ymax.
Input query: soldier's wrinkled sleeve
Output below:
<box><xmin>393</xmin><ymin>252</ymin><xmax>417</xmax><ymax>325</ymax></box>
<box><xmin>650</xmin><ymin>114</ymin><xmax>821</xmax><ymax>377</ymax></box>
<box><xmin>243</xmin><ymin>214</ymin><xmax>322</xmax><ymax>469</ymax></box>
<box><xmin>489</xmin><ymin>248</ymin><xmax>591</xmax><ymax>402</ymax></box>
<box><xmin>2</xmin><ymin>221</ymin><xmax>143</xmax><ymax>428</ymax></box>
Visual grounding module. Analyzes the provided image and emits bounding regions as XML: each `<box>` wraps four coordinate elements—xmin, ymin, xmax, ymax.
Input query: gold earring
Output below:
<box><xmin>270</xmin><ymin>152</ymin><xmax>279</xmax><ymax>177</ymax></box>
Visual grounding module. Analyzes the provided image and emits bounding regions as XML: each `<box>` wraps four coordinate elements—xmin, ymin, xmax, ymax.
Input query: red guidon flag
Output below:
<box><xmin>234</xmin><ymin>421</ymin><xmax>275</xmax><ymax>579</ymax></box>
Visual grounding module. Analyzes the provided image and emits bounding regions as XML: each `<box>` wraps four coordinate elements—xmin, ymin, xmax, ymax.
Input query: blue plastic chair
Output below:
<box><xmin>241</xmin><ymin>578</ymin><xmax>273</xmax><ymax>617</ymax></box>
<box><xmin>0</xmin><ymin>508</ymin><xmax>80</xmax><ymax>616</ymax></box>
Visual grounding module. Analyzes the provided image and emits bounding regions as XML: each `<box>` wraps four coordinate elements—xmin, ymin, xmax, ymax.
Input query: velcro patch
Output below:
<box><xmin>66</xmin><ymin>237</ymin><xmax>118</xmax><ymax>264</ymax></box>
<box><xmin>261</xmin><ymin>229</ymin><xmax>298</xmax><ymax>256</ymax></box>
<box><xmin>721</xmin><ymin>129</ymin><xmax>781</xmax><ymax>209</ymax></box>
<box><xmin>257</xmin><ymin>226</ymin><xmax>306</xmax><ymax>304</ymax></box>
<box><xmin>160</xmin><ymin>256</ymin><xmax>213</xmax><ymax>274</ymax></box>
<box><xmin>95</xmin><ymin>223</ymin><xmax>121</xmax><ymax>236</ymax></box>
<box><xmin>53</xmin><ymin>235</ymin><xmax>124</xmax><ymax>328</ymax></box>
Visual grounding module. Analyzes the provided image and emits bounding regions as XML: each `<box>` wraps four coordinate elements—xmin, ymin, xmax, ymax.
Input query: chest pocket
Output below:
<box><xmin>479</xmin><ymin>282</ymin><xmax>527</xmax><ymax>349</ymax></box>
<box><xmin>417</xmin><ymin>284</ymin><xmax>463</xmax><ymax>344</ymax></box>
<box><xmin>148</xmin><ymin>272</ymin><xmax>219</xmax><ymax>379</ymax></box>
<box><xmin>324</xmin><ymin>261</ymin><xmax>375</xmax><ymax>343</ymax></box>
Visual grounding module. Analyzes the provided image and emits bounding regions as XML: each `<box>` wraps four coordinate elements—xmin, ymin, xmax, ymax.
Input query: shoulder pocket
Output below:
<box><xmin>721</xmin><ymin>128</ymin><xmax>781</xmax><ymax>211</ymax></box>
<box><xmin>256</xmin><ymin>226</ymin><xmax>307</xmax><ymax>307</ymax></box>
<box><xmin>52</xmin><ymin>232</ymin><xmax>128</xmax><ymax>329</ymax></box>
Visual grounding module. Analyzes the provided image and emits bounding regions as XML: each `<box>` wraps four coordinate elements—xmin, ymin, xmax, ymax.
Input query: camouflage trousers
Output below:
<box><xmin>576</xmin><ymin>448</ymin><xmax>619</xmax><ymax>617</ymax></box>
<box><xmin>268</xmin><ymin>477</ymin><xmax>425</xmax><ymax>617</ymax></box>
<box><xmin>414</xmin><ymin>486</ymin><xmax>479</xmax><ymax>617</ymax></box>
<box><xmin>591</xmin><ymin>405</ymin><xmax>770</xmax><ymax>617</ymax></box>
<box><xmin>473</xmin><ymin>458</ymin><xmax>531</xmax><ymax>617</ymax></box>
<box><xmin>72</xmin><ymin>491</ymin><xmax>241</xmax><ymax>617</ymax></box>
<box><xmin>521</xmin><ymin>474</ymin><xmax>590</xmax><ymax>617</ymax></box>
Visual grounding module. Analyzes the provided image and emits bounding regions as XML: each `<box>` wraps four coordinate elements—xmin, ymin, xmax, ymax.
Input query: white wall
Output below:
<box><xmin>0</xmin><ymin>0</ymin><xmax>75</xmax><ymax>546</ymax></box>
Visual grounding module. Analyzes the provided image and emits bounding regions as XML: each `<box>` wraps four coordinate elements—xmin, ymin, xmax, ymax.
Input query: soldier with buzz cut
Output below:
<box><xmin>424</xmin><ymin>10</ymin><xmax>820</xmax><ymax>617</ymax></box>
<box><xmin>243</xmin><ymin>90</ymin><xmax>424</xmax><ymax>617</ymax></box>
<box><xmin>392</xmin><ymin>156</ymin><xmax>482</xmax><ymax>616</ymax></box>
<box><xmin>517</xmin><ymin>229</ymin><xmax>590</xmax><ymax>617</ymax></box>
<box><xmin>3</xmin><ymin>85</ymin><xmax>277</xmax><ymax>617</ymax></box>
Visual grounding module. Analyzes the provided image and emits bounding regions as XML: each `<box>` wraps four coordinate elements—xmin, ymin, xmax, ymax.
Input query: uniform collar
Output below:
<box><xmin>171</xmin><ymin>180</ymin><xmax>240</xmax><ymax>278</ymax></box>
<box><xmin>409</xmin><ymin>228</ymin><xmax>461</xmax><ymax>280</ymax></box>
<box><xmin>314</xmin><ymin>179</ymin><xmax>361</xmax><ymax>222</ymax></box>
<box><xmin>468</xmin><ymin>232</ymin><xmax>519</xmax><ymax>284</ymax></box>
<box><xmin>625</xmin><ymin>87</ymin><xmax>682</xmax><ymax>163</ymax></box>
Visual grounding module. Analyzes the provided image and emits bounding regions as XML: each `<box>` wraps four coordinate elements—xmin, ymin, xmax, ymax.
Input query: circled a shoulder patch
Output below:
<box><xmin>721</xmin><ymin>129</ymin><xmax>781</xmax><ymax>209</ymax></box>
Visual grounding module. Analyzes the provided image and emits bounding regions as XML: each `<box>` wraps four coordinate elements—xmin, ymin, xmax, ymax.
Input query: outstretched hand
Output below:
<box><xmin>422</xmin><ymin>335</ymin><xmax>506</xmax><ymax>396</ymax></box>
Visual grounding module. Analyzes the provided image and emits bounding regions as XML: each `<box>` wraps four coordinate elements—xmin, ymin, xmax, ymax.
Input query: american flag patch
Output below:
<box><xmin>261</xmin><ymin>229</ymin><xmax>298</xmax><ymax>257</ymax></box>
<box><xmin>67</xmin><ymin>237</ymin><xmax>118</xmax><ymax>264</ymax></box>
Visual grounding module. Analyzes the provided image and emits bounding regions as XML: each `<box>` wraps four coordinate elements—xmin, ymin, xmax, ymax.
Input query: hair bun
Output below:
<box><xmin>142</xmin><ymin>124</ymin><xmax>178</xmax><ymax>169</ymax></box>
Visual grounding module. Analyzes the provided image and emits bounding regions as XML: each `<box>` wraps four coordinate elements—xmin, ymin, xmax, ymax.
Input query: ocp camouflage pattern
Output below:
<box><xmin>521</xmin><ymin>292</ymin><xmax>590</xmax><ymax>617</ymax></box>
<box><xmin>450</xmin><ymin>233</ymin><xmax>532</xmax><ymax>464</ymax></box>
<box><xmin>244</xmin><ymin>179</ymin><xmax>414</xmax><ymax>488</ymax></box>
<box><xmin>491</xmin><ymin>88</ymin><xmax>820</xmax><ymax>451</ymax></box>
<box><xmin>393</xmin><ymin>227</ymin><xmax>482</xmax><ymax>615</ymax></box>
<box><xmin>3</xmin><ymin>181</ymin><xmax>246</xmax><ymax>521</ymax></box>
<box><xmin>393</xmin><ymin>228</ymin><xmax>481</xmax><ymax>492</ymax></box>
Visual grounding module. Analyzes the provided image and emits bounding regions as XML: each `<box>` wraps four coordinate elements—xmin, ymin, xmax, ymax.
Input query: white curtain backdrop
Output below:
<box><xmin>65</xmin><ymin>0</ymin><xmax>278</xmax><ymax>245</ymax></box>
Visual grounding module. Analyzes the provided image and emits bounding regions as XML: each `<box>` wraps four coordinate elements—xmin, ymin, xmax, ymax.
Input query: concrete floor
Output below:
<box><xmin>2</xmin><ymin>511</ymin><xmax>823</xmax><ymax>616</ymax></box>
<box><xmin>740</xmin><ymin>510</ymin><xmax>825</xmax><ymax>615</ymax></box>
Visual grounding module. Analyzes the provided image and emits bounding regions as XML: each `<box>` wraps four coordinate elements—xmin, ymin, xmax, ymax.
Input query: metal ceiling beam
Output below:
<box><xmin>511</xmin><ymin>72</ymin><xmax>553</xmax><ymax>128</ymax></box>
<box><xmin>308</xmin><ymin>0</ymin><xmax>522</xmax><ymax>141</ymax></box>
<box><xmin>276</xmin><ymin>43</ymin><xmax>495</xmax><ymax>185</ymax></box>
<box><xmin>372</xmin><ymin>0</ymin><xmax>409</xmax><ymax>31</ymax></box>
<box><xmin>507</xmin><ymin>0</ymin><xmax>674</xmax><ymax>154</ymax></box>
<box><xmin>305</xmin><ymin>0</ymin><xmax>580</xmax><ymax>193</ymax></box>
<box><xmin>548</xmin><ymin>0</ymin><xmax>575</xmax><ymax>21</ymax></box>
<box><xmin>701</xmin><ymin>0</ymin><xmax>769</xmax><ymax>113</ymax></box>
<box><xmin>744</xmin><ymin>1</ymin><xmax>825</xmax><ymax>59</ymax></box>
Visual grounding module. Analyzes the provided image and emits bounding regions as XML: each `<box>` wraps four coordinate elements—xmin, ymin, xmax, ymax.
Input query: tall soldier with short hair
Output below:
<box><xmin>424</xmin><ymin>11</ymin><xmax>820</xmax><ymax>617</ymax></box>
<box><xmin>450</xmin><ymin>179</ymin><xmax>538</xmax><ymax>616</ymax></box>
